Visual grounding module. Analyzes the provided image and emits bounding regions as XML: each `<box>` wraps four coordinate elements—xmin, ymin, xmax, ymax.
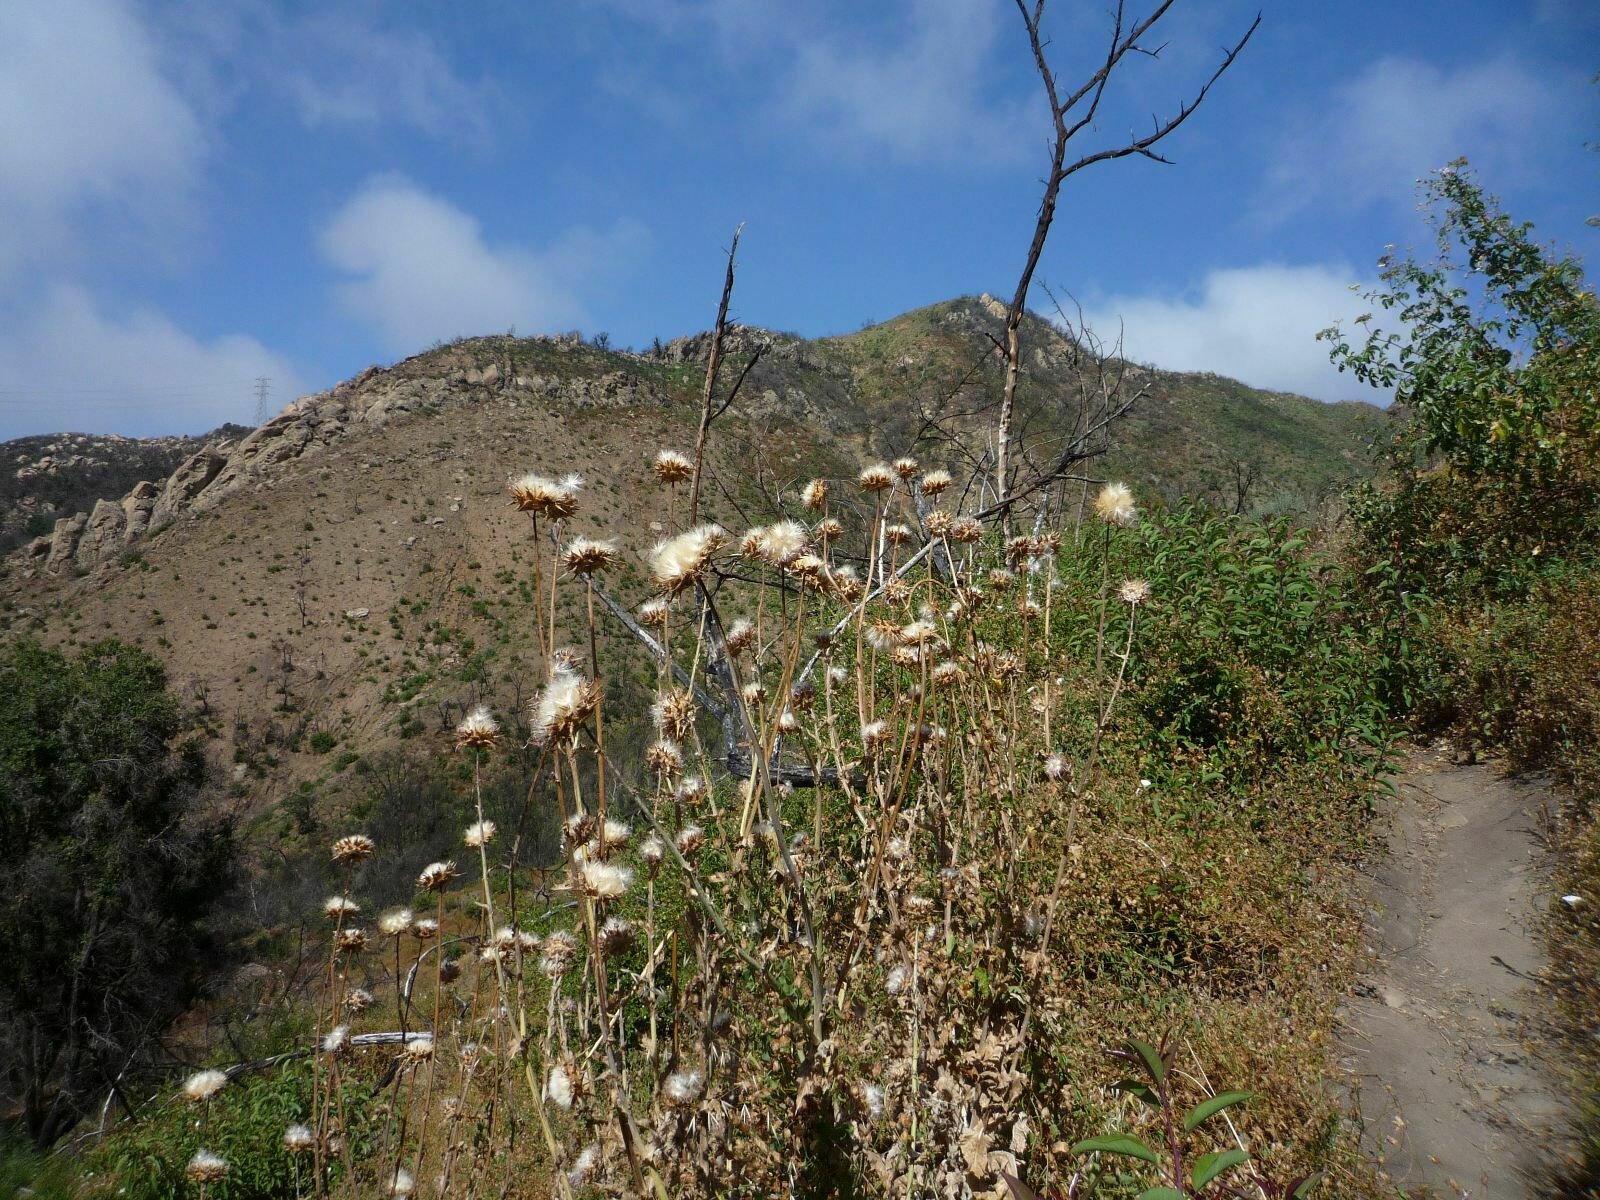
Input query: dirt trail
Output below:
<box><xmin>1338</xmin><ymin>748</ymin><xmax>1566</xmax><ymax>1198</ymax></box>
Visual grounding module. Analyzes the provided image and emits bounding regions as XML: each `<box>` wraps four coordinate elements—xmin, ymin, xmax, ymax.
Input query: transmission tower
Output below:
<box><xmin>254</xmin><ymin>377</ymin><xmax>271</xmax><ymax>425</ymax></box>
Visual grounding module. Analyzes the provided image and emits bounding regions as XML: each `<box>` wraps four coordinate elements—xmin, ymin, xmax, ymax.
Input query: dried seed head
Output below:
<box><xmin>183</xmin><ymin>1069</ymin><xmax>228</xmax><ymax>1103</ymax></box>
<box><xmin>653</xmin><ymin>449</ymin><xmax>694</xmax><ymax>484</ymax></box>
<box><xmin>892</xmin><ymin>456</ymin><xmax>919</xmax><ymax>478</ymax></box>
<box><xmin>1094</xmin><ymin>481</ymin><xmax>1137</xmax><ymax>527</ymax></box>
<box><xmin>801</xmin><ymin>478</ymin><xmax>829</xmax><ymax>511</ymax></box>
<box><xmin>331</xmin><ymin>834</ymin><xmax>375</xmax><ymax>866</ymax></box>
<box><xmin>987</xmin><ymin>568</ymin><xmax>1015</xmax><ymax>592</ymax></box>
<box><xmin>646</xmin><ymin>738</ymin><xmax>683</xmax><ymax>775</ymax></box>
<box><xmin>899</xmin><ymin>619</ymin><xmax>937</xmax><ymax>645</ymax></box>
<box><xmin>568</xmin><ymin>1144</ymin><xmax>599</xmax><ymax>1189</ymax></box>
<box><xmin>637</xmin><ymin>597</ymin><xmax>670</xmax><ymax>628</ymax></box>
<box><xmin>724</xmin><ymin>618</ymin><xmax>756</xmax><ymax>655</ymax></box>
<box><xmin>323</xmin><ymin>896</ymin><xmax>360</xmax><ymax>920</ymax></box>
<box><xmin>412</xmin><ymin>917</ymin><xmax>439</xmax><ymax>939</ymax></box>
<box><xmin>776</xmin><ymin>709</ymin><xmax>799</xmax><ymax>733</ymax></box>
<box><xmin>283</xmin><ymin>1124</ymin><xmax>315</xmax><ymax>1154</ymax></box>
<box><xmin>1043</xmin><ymin>753</ymin><xmax>1071</xmax><ymax>781</ymax></box>
<box><xmin>924</xmin><ymin>509</ymin><xmax>953</xmax><ymax>537</ymax></box>
<box><xmin>950</xmin><ymin>516</ymin><xmax>984</xmax><ymax>544</ymax></box>
<box><xmin>676</xmin><ymin>776</ymin><xmax>707</xmax><ymax>803</ymax></box>
<box><xmin>322</xmin><ymin>1025</ymin><xmax>350</xmax><ymax>1054</ymax></box>
<box><xmin>345</xmin><ymin>987</ymin><xmax>375</xmax><ymax>1014</ymax></box>
<box><xmin>931</xmin><ymin>660</ymin><xmax>964</xmax><ymax>687</ymax></box>
<box><xmin>579</xmin><ymin>859</ymin><xmax>633</xmax><ymax>900</ymax></box>
<box><xmin>858</xmin><ymin>463</ymin><xmax>896</xmax><ymax>493</ymax></box>
<box><xmin>454</xmin><ymin>704</ymin><xmax>500</xmax><ymax>748</ymax></box>
<box><xmin>186</xmin><ymin>1150</ymin><xmax>229</xmax><ymax>1184</ymax></box>
<box><xmin>861</xmin><ymin>720</ymin><xmax>890</xmax><ymax>751</ymax></box>
<box><xmin>674</xmin><ymin>824</ymin><xmax>705</xmax><ymax>857</ymax></box>
<box><xmin>885</xmin><ymin>964</ymin><xmax>907</xmax><ymax>996</ymax></box>
<box><xmin>651</xmin><ymin>688</ymin><xmax>697</xmax><ymax>743</ymax></box>
<box><xmin>790</xmin><ymin>680</ymin><xmax>816</xmax><ymax>711</ymax></box>
<box><xmin>438</xmin><ymin>956</ymin><xmax>461</xmax><ymax>984</ymax></box>
<box><xmin>540</xmin><ymin>931</ymin><xmax>578</xmax><ymax>977</ymax></box>
<box><xmin>919</xmin><ymin>468</ymin><xmax>952</xmax><ymax>496</ymax></box>
<box><xmin>548</xmin><ymin>1062</ymin><xmax>575</xmax><ymax>1108</ymax></box>
<box><xmin>598</xmin><ymin>916</ymin><xmax>635</xmax><ymax>957</ymax></box>
<box><xmin>563</xmin><ymin>535</ymin><xmax>619</xmax><ymax>576</ymax></box>
<box><xmin>814</xmin><ymin>515</ymin><xmax>843</xmax><ymax>541</ymax></box>
<box><xmin>650</xmin><ymin>523</ymin><xmax>727</xmax><ymax>593</ymax></box>
<box><xmin>402</xmin><ymin>1035</ymin><xmax>434</xmax><ymax>1064</ymax></box>
<box><xmin>600</xmin><ymin>818</ymin><xmax>632</xmax><ymax>848</ymax></box>
<box><xmin>1117</xmin><ymin>577</ymin><xmax>1152</xmax><ymax>605</ymax></box>
<box><xmin>756</xmin><ymin>520</ymin><xmax>809</xmax><ymax>567</ymax></box>
<box><xmin>463</xmin><ymin>819</ymin><xmax>496</xmax><ymax>848</ymax></box>
<box><xmin>388</xmin><ymin>1167</ymin><xmax>416</xmax><ymax>1197</ymax></box>
<box><xmin>740</xmin><ymin>680</ymin><xmax>766</xmax><ymax>706</ymax></box>
<box><xmin>664</xmin><ymin>1067</ymin><xmax>705</xmax><ymax>1107</ymax></box>
<box><xmin>884</xmin><ymin>522</ymin><xmax>914</xmax><ymax>546</ymax></box>
<box><xmin>509</xmin><ymin>472</ymin><xmax>580</xmax><ymax>520</ymax></box>
<box><xmin>532</xmin><ymin>663</ymin><xmax>600</xmax><ymax>747</ymax></box>
<box><xmin>641</xmin><ymin>835</ymin><xmax>666</xmax><ymax>871</ymax></box>
<box><xmin>417</xmin><ymin>861</ymin><xmax>457</xmax><ymax>893</ymax></box>
<box><xmin>379</xmin><ymin>908</ymin><xmax>414</xmax><ymax>937</ymax></box>
<box><xmin>335</xmin><ymin>927</ymin><xmax>369</xmax><ymax>955</ymax></box>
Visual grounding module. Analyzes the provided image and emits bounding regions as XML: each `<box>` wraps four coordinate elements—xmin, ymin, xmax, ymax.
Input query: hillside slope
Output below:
<box><xmin>0</xmin><ymin>297</ymin><xmax>1385</xmax><ymax>839</ymax></box>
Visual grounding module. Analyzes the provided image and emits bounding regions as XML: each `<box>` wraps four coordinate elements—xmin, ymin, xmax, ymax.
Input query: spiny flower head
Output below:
<box><xmin>814</xmin><ymin>515</ymin><xmax>843</xmax><ymax>541</ymax></box>
<box><xmin>345</xmin><ymin>987</ymin><xmax>374</xmax><ymax>1013</ymax></box>
<box><xmin>650</xmin><ymin>524</ymin><xmax>727</xmax><ymax>593</ymax></box>
<box><xmin>893</xmin><ymin>456</ymin><xmax>920</xmax><ymax>478</ymax></box>
<box><xmin>1117</xmin><ymin>577</ymin><xmax>1152</xmax><ymax>605</ymax></box>
<box><xmin>186</xmin><ymin>1150</ymin><xmax>229</xmax><ymax>1183</ymax></box>
<box><xmin>858</xmin><ymin>463</ymin><xmax>896</xmax><ymax>493</ymax></box>
<box><xmin>464</xmin><ymin>819</ymin><xmax>496</xmax><ymax>848</ymax></box>
<box><xmin>331</xmin><ymin>834</ymin><xmax>375</xmax><ymax>866</ymax></box>
<box><xmin>653</xmin><ymin>449</ymin><xmax>694</xmax><ymax>484</ymax></box>
<box><xmin>920</xmin><ymin>468</ymin><xmax>952</xmax><ymax>496</ymax></box>
<box><xmin>641</xmin><ymin>836</ymin><xmax>666</xmax><ymax>871</ymax></box>
<box><xmin>509</xmin><ymin>471</ymin><xmax>580</xmax><ymax>520</ymax></box>
<box><xmin>563</xmin><ymin>535</ymin><xmax>619</xmax><ymax>576</ymax></box>
<box><xmin>417</xmin><ymin>860</ymin><xmax>457</xmax><ymax>893</ymax></box>
<box><xmin>949</xmin><ymin>516</ymin><xmax>984</xmax><ymax>544</ymax></box>
<box><xmin>801</xmin><ymin>478</ymin><xmax>829</xmax><ymax>510</ymax></box>
<box><xmin>1094</xmin><ymin>481</ymin><xmax>1137</xmax><ymax>527</ymax></box>
<box><xmin>402</xmin><ymin>1034</ymin><xmax>435</xmax><ymax>1064</ymax></box>
<box><xmin>884</xmin><ymin>522</ymin><xmax>914</xmax><ymax>547</ymax></box>
<box><xmin>533</xmin><ymin>663</ymin><xmax>599</xmax><ymax>746</ymax></box>
<box><xmin>183</xmin><ymin>1069</ymin><xmax>228</xmax><ymax>1103</ymax></box>
<box><xmin>454</xmin><ymin>704</ymin><xmax>500</xmax><ymax>749</ymax></box>
<box><xmin>412</xmin><ymin>917</ymin><xmax>439</xmax><ymax>939</ymax></box>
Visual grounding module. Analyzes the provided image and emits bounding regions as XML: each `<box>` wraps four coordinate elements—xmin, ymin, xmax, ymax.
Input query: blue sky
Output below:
<box><xmin>0</xmin><ymin>0</ymin><xmax>1595</xmax><ymax>439</ymax></box>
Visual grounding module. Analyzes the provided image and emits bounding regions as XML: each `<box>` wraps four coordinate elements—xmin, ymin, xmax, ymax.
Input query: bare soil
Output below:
<box><xmin>1340</xmin><ymin>747</ymin><xmax>1566</xmax><ymax>1198</ymax></box>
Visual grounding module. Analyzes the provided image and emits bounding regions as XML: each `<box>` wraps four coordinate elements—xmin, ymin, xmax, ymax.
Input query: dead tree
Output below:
<box><xmin>992</xmin><ymin>0</ymin><xmax>1260</xmax><ymax>515</ymax></box>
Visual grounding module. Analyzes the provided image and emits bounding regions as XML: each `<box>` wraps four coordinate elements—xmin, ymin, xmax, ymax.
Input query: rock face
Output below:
<box><xmin>11</xmin><ymin>331</ymin><xmax>685</xmax><ymax>575</ymax></box>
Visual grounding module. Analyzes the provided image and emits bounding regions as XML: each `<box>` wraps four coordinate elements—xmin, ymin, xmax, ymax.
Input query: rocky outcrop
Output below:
<box><xmin>44</xmin><ymin>513</ymin><xmax>87</xmax><ymax>574</ymax></box>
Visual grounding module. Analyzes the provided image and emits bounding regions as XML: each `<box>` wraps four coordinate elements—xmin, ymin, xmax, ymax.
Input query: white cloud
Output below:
<box><xmin>0</xmin><ymin>0</ymin><xmax>205</xmax><ymax>282</ymax></box>
<box><xmin>319</xmin><ymin>176</ymin><xmax>647</xmax><ymax>353</ymax></box>
<box><xmin>1266</xmin><ymin>56</ymin><xmax>1566</xmax><ymax>219</ymax></box>
<box><xmin>1082</xmin><ymin>263</ymin><xmax>1387</xmax><ymax>403</ymax></box>
<box><xmin>0</xmin><ymin>283</ymin><xmax>302</xmax><ymax>439</ymax></box>
<box><xmin>778</xmin><ymin>0</ymin><xmax>1026</xmax><ymax>162</ymax></box>
<box><xmin>594</xmin><ymin>0</ymin><xmax>1028</xmax><ymax>163</ymax></box>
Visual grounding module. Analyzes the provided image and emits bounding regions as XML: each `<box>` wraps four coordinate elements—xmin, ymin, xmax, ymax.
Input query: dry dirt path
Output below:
<box><xmin>1337</xmin><ymin>748</ymin><xmax>1566</xmax><ymax>1198</ymax></box>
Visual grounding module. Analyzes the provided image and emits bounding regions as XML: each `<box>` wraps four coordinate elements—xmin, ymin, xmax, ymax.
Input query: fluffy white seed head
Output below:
<box><xmin>183</xmin><ymin>1069</ymin><xmax>227</xmax><ymax>1103</ymax></box>
<box><xmin>1094</xmin><ymin>481</ymin><xmax>1137</xmax><ymax>527</ymax></box>
<box><xmin>650</xmin><ymin>524</ymin><xmax>727</xmax><ymax>593</ymax></box>
<box><xmin>454</xmin><ymin>704</ymin><xmax>500</xmax><ymax>748</ymax></box>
